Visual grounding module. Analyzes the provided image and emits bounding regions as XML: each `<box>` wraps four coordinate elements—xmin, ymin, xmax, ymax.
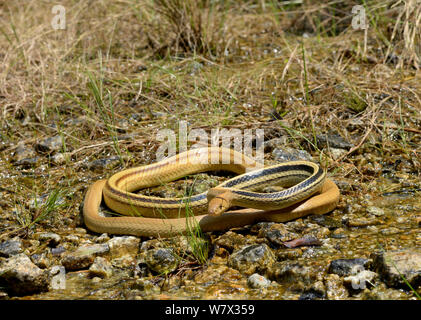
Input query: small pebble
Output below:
<box><xmin>89</xmin><ymin>257</ymin><xmax>113</xmax><ymax>278</ymax></box>
<box><xmin>145</xmin><ymin>248</ymin><xmax>178</xmax><ymax>274</ymax></box>
<box><xmin>228</xmin><ymin>244</ymin><xmax>276</xmax><ymax>276</ymax></box>
<box><xmin>0</xmin><ymin>238</ymin><xmax>23</xmax><ymax>257</ymax></box>
<box><xmin>367</xmin><ymin>206</ymin><xmax>384</xmax><ymax>217</ymax></box>
<box><xmin>247</xmin><ymin>273</ymin><xmax>271</xmax><ymax>289</ymax></box>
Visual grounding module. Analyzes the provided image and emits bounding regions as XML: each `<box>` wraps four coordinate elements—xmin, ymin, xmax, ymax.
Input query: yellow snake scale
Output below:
<box><xmin>83</xmin><ymin>147</ymin><xmax>339</xmax><ymax>237</ymax></box>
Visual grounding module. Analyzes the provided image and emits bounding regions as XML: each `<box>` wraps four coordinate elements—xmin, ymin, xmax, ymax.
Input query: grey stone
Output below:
<box><xmin>30</xmin><ymin>253</ymin><xmax>51</xmax><ymax>269</ymax></box>
<box><xmin>0</xmin><ymin>238</ymin><xmax>23</xmax><ymax>257</ymax></box>
<box><xmin>35</xmin><ymin>232</ymin><xmax>61</xmax><ymax>247</ymax></box>
<box><xmin>371</xmin><ymin>248</ymin><xmax>421</xmax><ymax>289</ymax></box>
<box><xmin>324</xmin><ymin>274</ymin><xmax>349</xmax><ymax>299</ymax></box>
<box><xmin>107</xmin><ymin>236</ymin><xmax>140</xmax><ymax>259</ymax></box>
<box><xmin>89</xmin><ymin>257</ymin><xmax>113</xmax><ymax>278</ymax></box>
<box><xmin>247</xmin><ymin>273</ymin><xmax>271</xmax><ymax>289</ymax></box>
<box><xmin>12</xmin><ymin>143</ymin><xmax>36</xmax><ymax>162</ymax></box>
<box><xmin>316</xmin><ymin>133</ymin><xmax>353</xmax><ymax>150</ymax></box>
<box><xmin>367</xmin><ymin>206</ymin><xmax>385</xmax><ymax>217</ymax></box>
<box><xmin>260</xmin><ymin>223</ymin><xmax>298</xmax><ymax>246</ymax></box>
<box><xmin>268</xmin><ymin>261</ymin><xmax>316</xmax><ymax>286</ymax></box>
<box><xmin>328</xmin><ymin>258</ymin><xmax>370</xmax><ymax>276</ymax></box>
<box><xmin>61</xmin><ymin>243</ymin><xmax>109</xmax><ymax>270</ymax></box>
<box><xmin>145</xmin><ymin>248</ymin><xmax>178</xmax><ymax>274</ymax></box>
<box><xmin>228</xmin><ymin>244</ymin><xmax>276</xmax><ymax>276</ymax></box>
<box><xmin>329</xmin><ymin>147</ymin><xmax>347</xmax><ymax>159</ymax></box>
<box><xmin>214</xmin><ymin>231</ymin><xmax>247</xmax><ymax>253</ymax></box>
<box><xmin>35</xmin><ymin>135</ymin><xmax>64</xmax><ymax>153</ymax></box>
<box><xmin>0</xmin><ymin>253</ymin><xmax>49</xmax><ymax>296</ymax></box>
<box><xmin>272</xmin><ymin>147</ymin><xmax>312</xmax><ymax>162</ymax></box>
<box><xmin>51</xmin><ymin>153</ymin><xmax>67</xmax><ymax>165</ymax></box>
<box><xmin>87</xmin><ymin>156</ymin><xmax>121</xmax><ymax>172</ymax></box>
<box><xmin>299</xmin><ymin>281</ymin><xmax>326</xmax><ymax>300</ymax></box>
<box><xmin>14</xmin><ymin>157</ymin><xmax>41</xmax><ymax>167</ymax></box>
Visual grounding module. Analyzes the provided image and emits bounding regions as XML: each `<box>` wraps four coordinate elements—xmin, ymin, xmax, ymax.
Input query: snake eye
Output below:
<box><xmin>208</xmin><ymin>197</ymin><xmax>229</xmax><ymax>216</ymax></box>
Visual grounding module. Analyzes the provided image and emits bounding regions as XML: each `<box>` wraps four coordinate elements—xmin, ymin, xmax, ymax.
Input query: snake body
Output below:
<box><xmin>83</xmin><ymin>147</ymin><xmax>339</xmax><ymax>237</ymax></box>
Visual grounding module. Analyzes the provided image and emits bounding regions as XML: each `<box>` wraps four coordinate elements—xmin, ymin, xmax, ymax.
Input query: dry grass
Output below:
<box><xmin>0</xmin><ymin>0</ymin><xmax>420</xmax><ymax>234</ymax></box>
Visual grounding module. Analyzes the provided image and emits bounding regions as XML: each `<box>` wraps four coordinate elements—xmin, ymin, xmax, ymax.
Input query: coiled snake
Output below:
<box><xmin>83</xmin><ymin>147</ymin><xmax>339</xmax><ymax>237</ymax></box>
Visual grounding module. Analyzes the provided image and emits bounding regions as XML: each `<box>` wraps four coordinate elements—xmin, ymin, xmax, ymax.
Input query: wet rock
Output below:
<box><xmin>324</xmin><ymin>274</ymin><xmax>349</xmax><ymax>299</ymax></box>
<box><xmin>371</xmin><ymin>248</ymin><xmax>421</xmax><ymax>289</ymax></box>
<box><xmin>31</xmin><ymin>252</ymin><xmax>51</xmax><ymax>269</ymax></box>
<box><xmin>112</xmin><ymin>255</ymin><xmax>137</xmax><ymax>269</ymax></box>
<box><xmin>89</xmin><ymin>257</ymin><xmax>113</xmax><ymax>278</ymax></box>
<box><xmin>328</xmin><ymin>258</ymin><xmax>370</xmax><ymax>276</ymax></box>
<box><xmin>309</xmin><ymin>215</ymin><xmax>342</xmax><ymax>230</ymax></box>
<box><xmin>87</xmin><ymin>156</ymin><xmax>121</xmax><ymax>172</ymax></box>
<box><xmin>345</xmin><ymin>217</ymin><xmax>380</xmax><ymax>227</ymax></box>
<box><xmin>173</xmin><ymin>235</ymin><xmax>210</xmax><ymax>260</ymax></box>
<box><xmin>299</xmin><ymin>281</ymin><xmax>326</xmax><ymax>300</ymax></box>
<box><xmin>247</xmin><ymin>273</ymin><xmax>271</xmax><ymax>289</ymax></box>
<box><xmin>61</xmin><ymin>243</ymin><xmax>109</xmax><ymax>271</ymax></box>
<box><xmin>34</xmin><ymin>232</ymin><xmax>61</xmax><ymax>247</ymax></box>
<box><xmin>316</xmin><ymin>133</ymin><xmax>353</xmax><ymax>150</ymax></box>
<box><xmin>134</xmin><ymin>258</ymin><xmax>150</xmax><ymax>278</ymax></box>
<box><xmin>95</xmin><ymin>233</ymin><xmax>110</xmax><ymax>243</ymax></box>
<box><xmin>63</xmin><ymin>234</ymin><xmax>80</xmax><ymax>244</ymax></box>
<box><xmin>360</xmin><ymin>282</ymin><xmax>413</xmax><ymax>300</ymax></box>
<box><xmin>380</xmin><ymin>227</ymin><xmax>400</xmax><ymax>235</ymax></box>
<box><xmin>0</xmin><ymin>253</ymin><xmax>49</xmax><ymax>296</ymax></box>
<box><xmin>35</xmin><ymin>135</ymin><xmax>64</xmax><ymax>154</ymax></box>
<box><xmin>331</xmin><ymin>228</ymin><xmax>347</xmax><ymax>239</ymax></box>
<box><xmin>366</xmin><ymin>206</ymin><xmax>385</xmax><ymax>217</ymax></box>
<box><xmin>299</xmin><ymin>290</ymin><xmax>324</xmax><ymax>300</ymax></box>
<box><xmin>130</xmin><ymin>279</ymin><xmax>160</xmax><ymax>295</ymax></box>
<box><xmin>107</xmin><ymin>236</ymin><xmax>140</xmax><ymax>259</ymax></box>
<box><xmin>276</xmin><ymin>248</ymin><xmax>303</xmax><ymax>261</ymax></box>
<box><xmin>145</xmin><ymin>248</ymin><xmax>178</xmax><ymax>274</ymax></box>
<box><xmin>259</xmin><ymin>223</ymin><xmax>298</xmax><ymax>246</ymax></box>
<box><xmin>0</xmin><ymin>237</ymin><xmax>23</xmax><ymax>257</ymax></box>
<box><xmin>268</xmin><ymin>262</ymin><xmax>316</xmax><ymax>287</ymax></box>
<box><xmin>228</xmin><ymin>244</ymin><xmax>276</xmax><ymax>276</ymax></box>
<box><xmin>51</xmin><ymin>246</ymin><xmax>66</xmax><ymax>256</ymax></box>
<box><xmin>214</xmin><ymin>231</ymin><xmax>248</xmax><ymax>253</ymax></box>
<box><xmin>250</xmin><ymin>222</ymin><xmax>273</xmax><ymax>234</ymax></box>
<box><xmin>272</xmin><ymin>147</ymin><xmax>312</xmax><ymax>162</ymax></box>
<box><xmin>74</xmin><ymin>228</ymin><xmax>87</xmax><ymax>235</ymax></box>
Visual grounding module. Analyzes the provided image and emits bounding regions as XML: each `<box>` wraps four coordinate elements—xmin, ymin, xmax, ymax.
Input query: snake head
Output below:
<box><xmin>208</xmin><ymin>196</ymin><xmax>230</xmax><ymax>216</ymax></box>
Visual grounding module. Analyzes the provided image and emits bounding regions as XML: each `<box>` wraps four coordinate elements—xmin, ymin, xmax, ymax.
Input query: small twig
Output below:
<box><xmin>335</xmin><ymin>123</ymin><xmax>374</xmax><ymax>163</ymax></box>
<box><xmin>375</xmin><ymin>123</ymin><xmax>421</xmax><ymax>134</ymax></box>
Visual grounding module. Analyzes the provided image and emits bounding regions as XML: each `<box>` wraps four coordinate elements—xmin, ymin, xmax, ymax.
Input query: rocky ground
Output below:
<box><xmin>0</xmin><ymin>142</ymin><xmax>420</xmax><ymax>300</ymax></box>
<box><xmin>0</xmin><ymin>0</ymin><xmax>420</xmax><ymax>300</ymax></box>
